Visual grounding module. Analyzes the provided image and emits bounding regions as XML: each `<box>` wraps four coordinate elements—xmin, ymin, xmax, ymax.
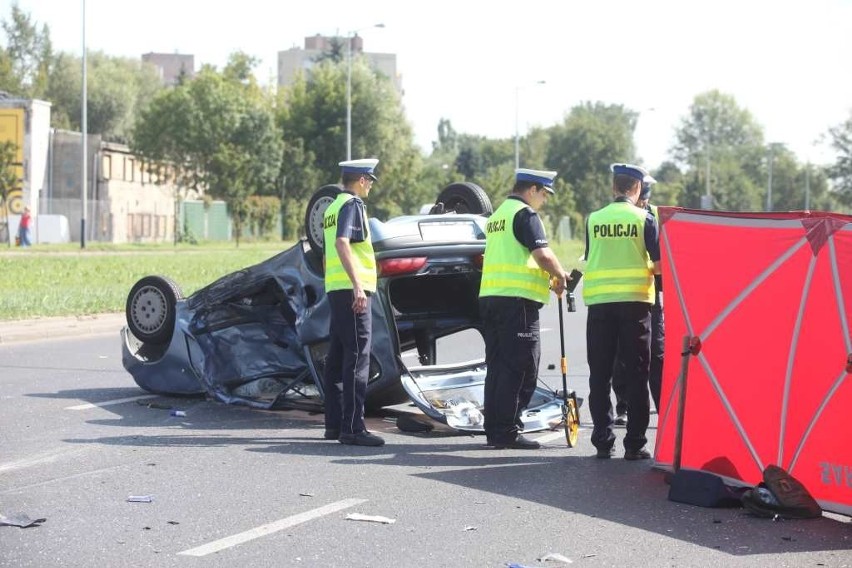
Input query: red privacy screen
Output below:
<box><xmin>653</xmin><ymin>208</ymin><xmax>852</xmax><ymax>516</ymax></box>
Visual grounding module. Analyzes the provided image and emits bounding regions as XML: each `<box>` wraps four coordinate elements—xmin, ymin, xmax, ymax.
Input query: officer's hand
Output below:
<box><xmin>352</xmin><ymin>285</ymin><xmax>368</xmax><ymax>314</ymax></box>
<box><xmin>551</xmin><ymin>274</ymin><xmax>567</xmax><ymax>297</ymax></box>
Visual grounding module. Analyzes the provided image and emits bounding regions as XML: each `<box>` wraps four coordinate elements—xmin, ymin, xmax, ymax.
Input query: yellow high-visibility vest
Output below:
<box><xmin>479</xmin><ymin>198</ymin><xmax>550</xmax><ymax>304</ymax></box>
<box><xmin>323</xmin><ymin>193</ymin><xmax>377</xmax><ymax>293</ymax></box>
<box><xmin>583</xmin><ymin>201</ymin><xmax>654</xmax><ymax>305</ymax></box>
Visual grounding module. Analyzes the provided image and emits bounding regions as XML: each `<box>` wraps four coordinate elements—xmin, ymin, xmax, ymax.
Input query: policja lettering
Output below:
<box><xmin>323</xmin><ymin>213</ymin><xmax>337</xmax><ymax>229</ymax></box>
<box><xmin>593</xmin><ymin>223</ymin><xmax>639</xmax><ymax>238</ymax></box>
<box><xmin>486</xmin><ymin>218</ymin><xmax>506</xmax><ymax>233</ymax></box>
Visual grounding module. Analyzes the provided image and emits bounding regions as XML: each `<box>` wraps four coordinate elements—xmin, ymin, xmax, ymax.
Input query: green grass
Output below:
<box><xmin>0</xmin><ymin>238</ymin><xmax>585</xmax><ymax>321</ymax></box>
<box><xmin>0</xmin><ymin>241</ymin><xmax>293</xmax><ymax>321</ymax></box>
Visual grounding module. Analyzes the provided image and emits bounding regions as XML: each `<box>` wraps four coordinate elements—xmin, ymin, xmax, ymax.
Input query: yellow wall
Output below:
<box><xmin>0</xmin><ymin>108</ymin><xmax>25</xmax><ymax>214</ymax></box>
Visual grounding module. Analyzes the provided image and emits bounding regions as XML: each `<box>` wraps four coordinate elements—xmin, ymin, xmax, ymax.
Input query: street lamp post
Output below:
<box><xmin>514</xmin><ymin>80</ymin><xmax>545</xmax><ymax>169</ymax></box>
<box><xmin>81</xmin><ymin>0</ymin><xmax>87</xmax><ymax>248</ymax></box>
<box><xmin>346</xmin><ymin>24</ymin><xmax>384</xmax><ymax>161</ymax></box>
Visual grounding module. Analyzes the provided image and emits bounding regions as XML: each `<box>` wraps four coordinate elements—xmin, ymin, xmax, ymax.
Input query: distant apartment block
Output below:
<box><xmin>277</xmin><ymin>35</ymin><xmax>402</xmax><ymax>94</ymax></box>
<box><xmin>142</xmin><ymin>52</ymin><xmax>195</xmax><ymax>86</ymax></box>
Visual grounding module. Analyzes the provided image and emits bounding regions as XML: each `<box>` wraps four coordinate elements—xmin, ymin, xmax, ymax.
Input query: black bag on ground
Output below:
<box><xmin>667</xmin><ymin>469</ymin><xmax>745</xmax><ymax>508</ymax></box>
<box><xmin>741</xmin><ymin>464</ymin><xmax>822</xmax><ymax>519</ymax></box>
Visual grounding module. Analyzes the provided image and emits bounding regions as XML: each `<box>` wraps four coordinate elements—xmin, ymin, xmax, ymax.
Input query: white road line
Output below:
<box><xmin>65</xmin><ymin>394</ymin><xmax>158</xmax><ymax>410</ymax></box>
<box><xmin>0</xmin><ymin>447</ymin><xmax>89</xmax><ymax>474</ymax></box>
<box><xmin>534</xmin><ymin>428</ymin><xmax>587</xmax><ymax>445</ymax></box>
<box><xmin>178</xmin><ymin>498</ymin><xmax>368</xmax><ymax>557</ymax></box>
<box><xmin>534</xmin><ymin>431</ymin><xmax>569</xmax><ymax>444</ymax></box>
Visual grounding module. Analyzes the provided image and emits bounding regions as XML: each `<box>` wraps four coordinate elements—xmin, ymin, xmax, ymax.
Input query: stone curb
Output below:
<box><xmin>0</xmin><ymin>313</ymin><xmax>126</xmax><ymax>344</ymax></box>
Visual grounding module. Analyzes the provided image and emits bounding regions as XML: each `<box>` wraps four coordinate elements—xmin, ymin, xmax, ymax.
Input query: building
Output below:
<box><xmin>277</xmin><ymin>35</ymin><xmax>402</xmax><ymax>93</ymax></box>
<box><xmin>0</xmin><ymin>96</ymin><xmax>51</xmax><ymax>244</ymax></box>
<box><xmin>46</xmin><ymin>133</ymin><xmax>231</xmax><ymax>244</ymax></box>
<box><xmin>142</xmin><ymin>52</ymin><xmax>195</xmax><ymax>86</ymax></box>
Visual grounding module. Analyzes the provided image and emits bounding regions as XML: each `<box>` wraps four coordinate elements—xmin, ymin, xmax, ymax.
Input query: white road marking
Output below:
<box><xmin>0</xmin><ymin>463</ymin><xmax>126</xmax><ymax>494</ymax></box>
<box><xmin>178</xmin><ymin>498</ymin><xmax>368</xmax><ymax>557</ymax></box>
<box><xmin>534</xmin><ymin>428</ymin><xmax>588</xmax><ymax>445</ymax></box>
<box><xmin>65</xmin><ymin>394</ymin><xmax>158</xmax><ymax>410</ymax></box>
<box><xmin>0</xmin><ymin>447</ymin><xmax>89</xmax><ymax>474</ymax></box>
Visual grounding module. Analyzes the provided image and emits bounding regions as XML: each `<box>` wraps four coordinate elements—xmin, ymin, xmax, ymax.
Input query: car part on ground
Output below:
<box><xmin>399</xmin><ymin>360</ymin><xmax>566</xmax><ymax>433</ymax></box>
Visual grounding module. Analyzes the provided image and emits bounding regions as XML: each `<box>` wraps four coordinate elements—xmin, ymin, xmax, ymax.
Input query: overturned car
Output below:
<box><xmin>122</xmin><ymin>183</ymin><xmax>572</xmax><ymax>433</ymax></box>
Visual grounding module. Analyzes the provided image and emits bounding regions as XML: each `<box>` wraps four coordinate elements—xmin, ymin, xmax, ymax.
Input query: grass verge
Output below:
<box><xmin>0</xmin><ymin>239</ymin><xmax>585</xmax><ymax>321</ymax></box>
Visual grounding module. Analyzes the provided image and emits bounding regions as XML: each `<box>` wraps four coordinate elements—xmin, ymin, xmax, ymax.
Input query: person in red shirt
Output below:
<box><xmin>18</xmin><ymin>206</ymin><xmax>32</xmax><ymax>247</ymax></box>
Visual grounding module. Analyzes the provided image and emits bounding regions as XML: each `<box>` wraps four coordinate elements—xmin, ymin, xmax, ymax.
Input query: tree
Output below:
<box><xmin>45</xmin><ymin>51</ymin><xmax>162</xmax><ymax>141</ymax></box>
<box><xmin>670</xmin><ymin>90</ymin><xmax>766</xmax><ymax>210</ymax></box>
<box><xmin>827</xmin><ymin>110</ymin><xmax>852</xmax><ymax>209</ymax></box>
<box><xmin>649</xmin><ymin>161</ymin><xmax>684</xmax><ymax>206</ymax></box>
<box><xmin>132</xmin><ymin>54</ymin><xmax>282</xmax><ymax>245</ymax></box>
<box><xmin>276</xmin><ymin>56</ymin><xmax>425</xmax><ymax>231</ymax></box>
<box><xmin>0</xmin><ymin>4</ymin><xmax>51</xmax><ymax>98</ymax></box>
<box><xmin>545</xmin><ymin>102</ymin><xmax>637</xmax><ymax>221</ymax></box>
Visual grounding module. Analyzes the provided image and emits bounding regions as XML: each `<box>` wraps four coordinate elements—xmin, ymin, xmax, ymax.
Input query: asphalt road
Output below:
<box><xmin>1</xmin><ymin>306</ymin><xmax>850</xmax><ymax>567</ymax></box>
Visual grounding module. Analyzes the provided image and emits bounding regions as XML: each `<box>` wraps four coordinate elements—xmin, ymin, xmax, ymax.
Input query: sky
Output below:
<box><xmin>5</xmin><ymin>0</ymin><xmax>852</xmax><ymax>170</ymax></box>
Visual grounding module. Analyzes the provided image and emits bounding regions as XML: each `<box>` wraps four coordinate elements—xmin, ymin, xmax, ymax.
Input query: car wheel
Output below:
<box><xmin>304</xmin><ymin>184</ymin><xmax>343</xmax><ymax>254</ymax></box>
<box><xmin>435</xmin><ymin>182</ymin><xmax>493</xmax><ymax>215</ymax></box>
<box><xmin>126</xmin><ymin>276</ymin><xmax>183</xmax><ymax>345</ymax></box>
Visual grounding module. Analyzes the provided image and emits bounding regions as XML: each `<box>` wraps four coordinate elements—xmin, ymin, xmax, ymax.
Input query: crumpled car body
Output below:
<box><xmin>122</xmin><ymin>210</ymin><xmax>567</xmax><ymax>433</ymax></box>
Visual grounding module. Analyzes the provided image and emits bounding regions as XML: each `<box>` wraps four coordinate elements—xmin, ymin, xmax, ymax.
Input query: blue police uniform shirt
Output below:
<box><xmin>335</xmin><ymin>191</ymin><xmax>368</xmax><ymax>242</ymax></box>
<box><xmin>507</xmin><ymin>195</ymin><xmax>549</xmax><ymax>251</ymax></box>
<box><xmin>583</xmin><ymin>196</ymin><xmax>660</xmax><ymax>261</ymax></box>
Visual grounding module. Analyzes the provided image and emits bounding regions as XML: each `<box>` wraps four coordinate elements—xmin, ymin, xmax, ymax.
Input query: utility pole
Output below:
<box><xmin>81</xmin><ymin>0</ymin><xmax>87</xmax><ymax>248</ymax></box>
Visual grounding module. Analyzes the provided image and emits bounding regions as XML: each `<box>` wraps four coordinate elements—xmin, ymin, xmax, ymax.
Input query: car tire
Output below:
<box><xmin>126</xmin><ymin>276</ymin><xmax>183</xmax><ymax>345</ymax></box>
<box><xmin>304</xmin><ymin>184</ymin><xmax>343</xmax><ymax>255</ymax></box>
<box><xmin>435</xmin><ymin>182</ymin><xmax>493</xmax><ymax>215</ymax></box>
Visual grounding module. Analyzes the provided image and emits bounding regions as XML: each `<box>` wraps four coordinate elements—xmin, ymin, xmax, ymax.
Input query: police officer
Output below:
<box><xmin>322</xmin><ymin>158</ymin><xmax>384</xmax><ymax>447</ymax></box>
<box><xmin>584</xmin><ymin>164</ymin><xmax>660</xmax><ymax>460</ymax></box>
<box><xmin>612</xmin><ymin>174</ymin><xmax>663</xmax><ymax>417</ymax></box>
<box><xmin>479</xmin><ymin>168</ymin><xmax>571</xmax><ymax>450</ymax></box>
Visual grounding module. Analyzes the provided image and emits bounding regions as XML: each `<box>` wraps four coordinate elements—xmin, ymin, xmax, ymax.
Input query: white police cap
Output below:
<box><xmin>339</xmin><ymin>158</ymin><xmax>379</xmax><ymax>180</ymax></box>
<box><xmin>610</xmin><ymin>163</ymin><xmax>649</xmax><ymax>183</ymax></box>
<box><xmin>516</xmin><ymin>168</ymin><xmax>558</xmax><ymax>194</ymax></box>
<box><xmin>640</xmin><ymin>174</ymin><xmax>657</xmax><ymax>200</ymax></box>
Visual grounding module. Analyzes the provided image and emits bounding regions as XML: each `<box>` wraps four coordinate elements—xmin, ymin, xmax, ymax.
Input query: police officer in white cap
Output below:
<box><xmin>479</xmin><ymin>168</ymin><xmax>572</xmax><ymax>449</ymax></box>
<box><xmin>584</xmin><ymin>164</ymin><xmax>660</xmax><ymax>460</ymax></box>
<box><xmin>321</xmin><ymin>158</ymin><xmax>384</xmax><ymax>446</ymax></box>
<box><xmin>612</xmin><ymin>173</ymin><xmax>663</xmax><ymax>420</ymax></box>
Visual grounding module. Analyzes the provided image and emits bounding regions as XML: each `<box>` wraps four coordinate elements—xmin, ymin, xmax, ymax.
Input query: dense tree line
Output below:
<box><xmin>2</xmin><ymin>3</ymin><xmax>851</xmax><ymax>244</ymax></box>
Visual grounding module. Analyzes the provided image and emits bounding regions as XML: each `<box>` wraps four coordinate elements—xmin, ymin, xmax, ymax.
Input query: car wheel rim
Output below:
<box><xmin>308</xmin><ymin>196</ymin><xmax>336</xmax><ymax>248</ymax></box>
<box><xmin>130</xmin><ymin>285</ymin><xmax>169</xmax><ymax>334</ymax></box>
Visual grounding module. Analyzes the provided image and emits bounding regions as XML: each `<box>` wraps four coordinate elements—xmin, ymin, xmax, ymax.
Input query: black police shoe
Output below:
<box><xmin>614</xmin><ymin>413</ymin><xmax>627</xmax><ymax>426</ymax></box>
<box><xmin>323</xmin><ymin>429</ymin><xmax>340</xmax><ymax>440</ymax></box>
<box><xmin>624</xmin><ymin>447</ymin><xmax>652</xmax><ymax>460</ymax></box>
<box><xmin>492</xmin><ymin>434</ymin><xmax>540</xmax><ymax>450</ymax></box>
<box><xmin>596</xmin><ymin>446</ymin><xmax>615</xmax><ymax>459</ymax></box>
<box><xmin>339</xmin><ymin>431</ymin><xmax>385</xmax><ymax>447</ymax></box>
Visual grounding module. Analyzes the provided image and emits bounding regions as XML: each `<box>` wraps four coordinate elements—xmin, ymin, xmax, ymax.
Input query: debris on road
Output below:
<box><xmin>396</xmin><ymin>414</ymin><xmax>434</xmax><ymax>433</ymax></box>
<box><xmin>0</xmin><ymin>512</ymin><xmax>46</xmax><ymax>528</ymax></box>
<box><xmin>345</xmin><ymin>513</ymin><xmax>396</xmax><ymax>524</ymax></box>
<box><xmin>127</xmin><ymin>495</ymin><xmax>154</xmax><ymax>503</ymax></box>
<box><xmin>538</xmin><ymin>552</ymin><xmax>573</xmax><ymax>564</ymax></box>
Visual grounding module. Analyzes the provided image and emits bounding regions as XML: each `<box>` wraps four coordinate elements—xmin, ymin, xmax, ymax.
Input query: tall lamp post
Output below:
<box><xmin>81</xmin><ymin>0</ymin><xmax>87</xmax><ymax>248</ymax></box>
<box><xmin>514</xmin><ymin>80</ymin><xmax>546</xmax><ymax>169</ymax></box>
<box><xmin>346</xmin><ymin>23</ymin><xmax>384</xmax><ymax>161</ymax></box>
